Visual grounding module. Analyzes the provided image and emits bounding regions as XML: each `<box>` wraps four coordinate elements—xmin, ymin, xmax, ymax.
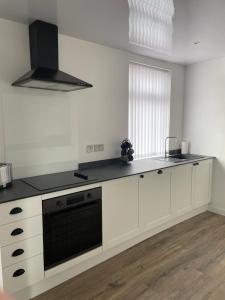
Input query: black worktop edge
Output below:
<box><xmin>0</xmin><ymin>156</ymin><xmax>215</xmax><ymax>204</ymax></box>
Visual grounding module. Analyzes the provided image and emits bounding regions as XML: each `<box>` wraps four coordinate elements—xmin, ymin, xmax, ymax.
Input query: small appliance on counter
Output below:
<box><xmin>120</xmin><ymin>139</ymin><xmax>134</xmax><ymax>164</ymax></box>
<box><xmin>181</xmin><ymin>141</ymin><xmax>190</xmax><ymax>155</ymax></box>
<box><xmin>0</xmin><ymin>163</ymin><xmax>12</xmax><ymax>189</ymax></box>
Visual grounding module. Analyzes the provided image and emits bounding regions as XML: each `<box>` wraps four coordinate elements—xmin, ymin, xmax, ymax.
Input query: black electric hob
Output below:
<box><xmin>22</xmin><ymin>171</ymin><xmax>96</xmax><ymax>191</ymax></box>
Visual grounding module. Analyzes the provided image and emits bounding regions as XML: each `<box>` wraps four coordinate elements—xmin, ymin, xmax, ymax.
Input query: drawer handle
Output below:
<box><xmin>140</xmin><ymin>174</ymin><xmax>144</xmax><ymax>179</ymax></box>
<box><xmin>193</xmin><ymin>162</ymin><xmax>199</xmax><ymax>166</ymax></box>
<box><xmin>10</xmin><ymin>207</ymin><xmax>23</xmax><ymax>215</ymax></box>
<box><xmin>11</xmin><ymin>228</ymin><xmax>24</xmax><ymax>236</ymax></box>
<box><xmin>157</xmin><ymin>170</ymin><xmax>163</xmax><ymax>175</ymax></box>
<box><xmin>12</xmin><ymin>249</ymin><xmax>24</xmax><ymax>257</ymax></box>
<box><xmin>13</xmin><ymin>269</ymin><xmax>25</xmax><ymax>277</ymax></box>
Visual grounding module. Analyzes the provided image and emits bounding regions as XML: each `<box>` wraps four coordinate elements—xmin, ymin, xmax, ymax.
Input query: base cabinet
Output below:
<box><xmin>1</xmin><ymin>235</ymin><xmax>43</xmax><ymax>268</ymax></box>
<box><xmin>171</xmin><ymin>164</ymin><xmax>192</xmax><ymax>215</ymax></box>
<box><xmin>139</xmin><ymin>168</ymin><xmax>171</xmax><ymax>230</ymax></box>
<box><xmin>1</xmin><ymin>255</ymin><xmax>44</xmax><ymax>294</ymax></box>
<box><xmin>192</xmin><ymin>160</ymin><xmax>212</xmax><ymax>207</ymax></box>
<box><xmin>102</xmin><ymin>176</ymin><xmax>139</xmax><ymax>249</ymax></box>
<box><xmin>0</xmin><ymin>159</ymin><xmax>213</xmax><ymax>297</ymax></box>
<box><xmin>0</xmin><ymin>196</ymin><xmax>44</xmax><ymax>295</ymax></box>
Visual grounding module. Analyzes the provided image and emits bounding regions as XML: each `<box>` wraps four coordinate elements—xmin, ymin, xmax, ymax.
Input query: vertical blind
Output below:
<box><xmin>129</xmin><ymin>63</ymin><xmax>171</xmax><ymax>159</ymax></box>
<box><xmin>128</xmin><ymin>0</ymin><xmax>175</xmax><ymax>52</ymax></box>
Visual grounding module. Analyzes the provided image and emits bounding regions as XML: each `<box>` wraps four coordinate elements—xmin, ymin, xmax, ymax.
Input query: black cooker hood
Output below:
<box><xmin>12</xmin><ymin>20</ymin><xmax>93</xmax><ymax>92</ymax></box>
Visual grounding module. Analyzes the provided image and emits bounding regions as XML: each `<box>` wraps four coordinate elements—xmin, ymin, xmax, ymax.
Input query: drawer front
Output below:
<box><xmin>1</xmin><ymin>235</ymin><xmax>43</xmax><ymax>268</ymax></box>
<box><xmin>0</xmin><ymin>196</ymin><xmax>42</xmax><ymax>226</ymax></box>
<box><xmin>2</xmin><ymin>255</ymin><xmax>44</xmax><ymax>293</ymax></box>
<box><xmin>0</xmin><ymin>216</ymin><xmax>42</xmax><ymax>246</ymax></box>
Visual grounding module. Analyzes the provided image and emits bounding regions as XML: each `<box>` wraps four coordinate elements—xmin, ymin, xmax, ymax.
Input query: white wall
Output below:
<box><xmin>183</xmin><ymin>58</ymin><xmax>225</xmax><ymax>212</ymax></box>
<box><xmin>0</xmin><ymin>18</ymin><xmax>185</xmax><ymax>178</ymax></box>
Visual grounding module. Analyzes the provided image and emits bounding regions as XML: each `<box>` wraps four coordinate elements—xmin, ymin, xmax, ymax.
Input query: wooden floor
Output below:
<box><xmin>34</xmin><ymin>212</ymin><xmax>225</xmax><ymax>300</ymax></box>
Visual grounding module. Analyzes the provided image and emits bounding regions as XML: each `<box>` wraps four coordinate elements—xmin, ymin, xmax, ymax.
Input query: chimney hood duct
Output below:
<box><xmin>12</xmin><ymin>20</ymin><xmax>93</xmax><ymax>92</ymax></box>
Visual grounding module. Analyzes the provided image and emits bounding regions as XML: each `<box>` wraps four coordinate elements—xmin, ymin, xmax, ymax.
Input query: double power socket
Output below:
<box><xmin>86</xmin><ymin>144</ymin><xmax>104</xmax><ymax>153</ymax></box>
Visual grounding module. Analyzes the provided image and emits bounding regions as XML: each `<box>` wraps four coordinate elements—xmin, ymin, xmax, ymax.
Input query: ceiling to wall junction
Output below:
<box><xmin>0</xmin><ymin>0</ymin><xmax>225</xmax><ymax>65</ymax></box>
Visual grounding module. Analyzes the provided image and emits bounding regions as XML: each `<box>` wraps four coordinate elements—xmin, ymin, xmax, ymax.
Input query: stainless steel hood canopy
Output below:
<box><xmin>12</xmin><ymin>20</ymin><xmax>93</xmax><ymax>92</ymax></box>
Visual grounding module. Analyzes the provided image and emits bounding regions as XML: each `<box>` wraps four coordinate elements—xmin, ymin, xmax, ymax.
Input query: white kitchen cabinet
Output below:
<box><xmin>192</xmin><ymin>159</ymin><xmax>212</xmax><ymax>207</ymax></box>
<box><xmin>0</xmin><ymin>215</ymin><xmax>42</xmax><ymax>246</ymax></box>
<box><xmin>0</xmin><ymin>195</ymin><xmax>44</xmax><ymax>295</ymax></box>
<box><xmin>1</xmin><ymin>235</ymin><xmax>43</xmax><ymax>268</ymax></box>
<box><xmin>139</xmin><ymin>168</ymin><xmax>171</xmax><ymax>231</ymax></box>
<box><xmin>102</xmin><ymin>176</ymin><xmax>139</xmax><ymax>249</ymax></box>
<box><xmin>0</xmin><ymin>196</ymin><xmax>42</xmax><ymax>226</ymax></box>
<box><xmin>171</xmin><ymin>164</ymin><xmax>192</xmax><ymax>215</ymax></box>
<box><xmin>1</xmin><ymin>254</ymin><xmax>44</xmax><ymax>294</ymax></box>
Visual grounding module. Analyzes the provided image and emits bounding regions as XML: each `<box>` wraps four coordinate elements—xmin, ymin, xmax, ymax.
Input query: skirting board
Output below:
<box><xmin>208</xmin><ymin>205</ymin><xmax>225</xmax><ymax>216</ymax></box>
<box><xmin>14</xmin><ymin>204</ymin><xmax>208</xmax><ymax>300</ymax></box>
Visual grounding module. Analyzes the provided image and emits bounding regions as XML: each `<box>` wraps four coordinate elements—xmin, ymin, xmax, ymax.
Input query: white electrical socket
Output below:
<box><xmin>86</xmin><ymin>145</ymin><xmax>94</xmax><ymax>153</ymax></box>
<box><xmin>94</xmin><ymin>144</ymin><xmax>104</xmax><ymax>152</ymax></box>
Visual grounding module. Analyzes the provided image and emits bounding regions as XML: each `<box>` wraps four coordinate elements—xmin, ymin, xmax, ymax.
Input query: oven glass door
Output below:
<box><xmin>43</xmin><ymin>198</ymin><xmax>102</xmax><ymax>270</ymax></box>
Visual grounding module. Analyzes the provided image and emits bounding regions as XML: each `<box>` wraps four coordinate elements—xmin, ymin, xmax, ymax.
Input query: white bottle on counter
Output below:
<box><xmin>181</xmin><ymin>141</ymin><xmax>189</xmax><ymax>154</ymax></box>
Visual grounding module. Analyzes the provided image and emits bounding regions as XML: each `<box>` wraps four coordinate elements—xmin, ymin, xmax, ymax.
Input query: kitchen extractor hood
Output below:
<box><xmin>12</xmin><ymin>20</ymin><xmax>93</xmax><ymax>92</ymax></box>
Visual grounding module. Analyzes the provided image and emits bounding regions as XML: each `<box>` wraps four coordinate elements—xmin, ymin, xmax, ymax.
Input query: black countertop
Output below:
<box><xmin>0</xmin><ymin>156</ymin><xmax>214</xmax><ymax>204</ymax></box>
<box><xmin>0</xmin><ymin>180</ymin><xmax>41</xmax><ymax>203</ymax></box>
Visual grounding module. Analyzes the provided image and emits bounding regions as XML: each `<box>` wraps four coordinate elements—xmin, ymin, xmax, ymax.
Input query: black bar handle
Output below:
<box><xmin>11</xmin><ymin>228</ymin><xmax>24</xmax><ymax>236</ymax></box>
<box><xmin>13</xmin><ymin>269</ymin><xmax>25</xmax><ymax>277</ymax></box>
<box><xmin>140</xmin><ymin>174</ymin><xmax>144</xmax><ymax>179</ymax></box>
<box><xmin>10</xmin><ymin>207</ymin><xmax>23</xmax><ymax>215</ymax></box>
<box><xmin>12</xmin><ymin>249</ymin><xmax>24</xmax><ymax>257</ymax></box>
<box><xmin>157</xmin><ymin>170</ymin><xmax>163</xmax><ymax>175</ymax></box>
<box><xmin>193</xmin><ymin>162</ymin><xmax>199</xmax><ymax>166</ymax></box>
<box><xmin>75</xmin><ymin>200</ymin><xmax>98</xmax><ymax>210</ymax></box>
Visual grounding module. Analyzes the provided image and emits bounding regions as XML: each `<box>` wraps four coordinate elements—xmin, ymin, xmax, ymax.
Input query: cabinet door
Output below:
<box><xmin>171</xmin><ymin>164</ymin><xmax>192</xmax><ymax>215</ymax></box>
<box><xmin>1</xmin><ymin>254</ymin><xmax>44</xmax><ymax>294</ymax></box>
<box><xmin>1</xmin><ymin>235</ymin><xmax>43</xmax><ymax>268</ymax></box>
<box><xmin>0</xmin><ymin>215</ymin><xmax>42</xmax><ymax>246</ymax></box>
<box><xmin>192</xmin><ymin>159</ymin><xmax>212</xmax><ymax>207</ymax></box>
<box><xmin>0</xmin><ymin>196</ymin><xmax>42</xmax><ymax>226</ymax></box>
<box><xmin>102</xmin><ymin>176</ymin><xmax>139</xmax><ymax>249</ymax></box>
<box><xmin>139</xmin><ymin>168</ymin><xmax>171</xmax><ymax>230</ymax></box>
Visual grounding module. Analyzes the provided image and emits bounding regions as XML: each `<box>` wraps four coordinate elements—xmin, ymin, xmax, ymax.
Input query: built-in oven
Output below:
<box><xmin>42</xmin><ymin>187</ymin><xmax>102</xmax><ymax>270</ymax></box>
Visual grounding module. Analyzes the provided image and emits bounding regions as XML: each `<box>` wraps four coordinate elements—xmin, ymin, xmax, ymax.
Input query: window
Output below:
<box><xmin>129</xmin><ymin>62</ymin><xmax>171</xmax><ymax>159</ymax></box>
<box><xmin>128</xmin><ymin>0</ymin><xmax>175</xmax><ymax>52</ymax></box>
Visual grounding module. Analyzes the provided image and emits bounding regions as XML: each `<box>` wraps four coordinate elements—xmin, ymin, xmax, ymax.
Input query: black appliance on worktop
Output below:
<box><xmin>22</xmin><ymin>170</ymin><xmax>96</xmax><ymax>191</ymax></box>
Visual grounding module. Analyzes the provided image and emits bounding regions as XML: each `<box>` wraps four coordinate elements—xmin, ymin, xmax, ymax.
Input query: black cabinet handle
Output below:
<box><xmin>10</xmin><ymin>207</ymin><xmax>23</xmax><ymax>215</ymax></box>
<box><xmin>11</xmin><ymin>228</ymin><xmax>24</xmax><ymax>236</ymax></box>
<box><xmin>140</xmin><ymin>174</ymin><xmax>144</xmax><ymax>178</ymax></box>
<box><xmin>13</xmin><ymin>269</ymin><xmax>25</xmax><ymax>277</ymax></box>
<box><xmin>12</xmin><ymin>249</ymin><xmax>24</xmax><ymax>257</ymax></box>
<box><xmin>157</xmin><ymin>170</ymin><xmax>163</xmax><ymax>175</ymax></box>
<box><xmin>193</xmin><ymin>162</ymin><xmax>199</xmax><ymax>166</ymax></box>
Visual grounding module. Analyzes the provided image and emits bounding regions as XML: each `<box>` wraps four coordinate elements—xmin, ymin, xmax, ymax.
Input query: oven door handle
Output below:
<box><xmin>70</xmin><ymin>199</ymin><xmax>98</xmax><ymax>210</ymax></box>
<box><xmin>43</xmin><ymin>188</ymin><xmax>102</xmax><ymax>214</ymax></box>
<box><xmin>43</xmin><ymin>199</ymin><xmax>99</xmax><ymax>215</ymax></box>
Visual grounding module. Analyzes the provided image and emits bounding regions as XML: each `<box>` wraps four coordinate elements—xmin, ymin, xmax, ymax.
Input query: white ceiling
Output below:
<box><xmin>0</xmin><ymin>0</ymin><xmax>225</xmax><ymax>65</ymax></box>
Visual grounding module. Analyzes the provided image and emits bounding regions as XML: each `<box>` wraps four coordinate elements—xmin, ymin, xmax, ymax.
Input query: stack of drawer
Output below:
<box><xmin>0</xmin><ymin>196</ymin><xmax>44</xmax><ymax>294</ymax></box>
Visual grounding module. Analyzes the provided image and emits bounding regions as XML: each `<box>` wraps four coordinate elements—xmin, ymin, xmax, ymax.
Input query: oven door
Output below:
<box><xmin>43</xmin><ymin>188</ymin><xmax>102</xmax><ymax>270</ymax></box>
